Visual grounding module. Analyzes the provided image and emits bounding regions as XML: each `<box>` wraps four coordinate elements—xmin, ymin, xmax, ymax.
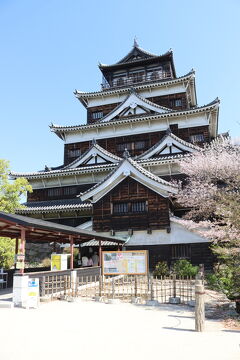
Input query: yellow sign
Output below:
<box><xmin>51</xmin><ymin>255</ymin><xmax>61</xmax><ymax>270</ymax></box>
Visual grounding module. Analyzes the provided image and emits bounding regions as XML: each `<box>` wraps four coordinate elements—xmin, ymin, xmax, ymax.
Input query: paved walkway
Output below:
<box><xmin>0</xmin><ymin>298</ymin><xmax>239</xmax><ymax>360</ymax></box>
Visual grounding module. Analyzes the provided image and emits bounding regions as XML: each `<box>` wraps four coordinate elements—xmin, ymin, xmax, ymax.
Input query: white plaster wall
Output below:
<box><xmin>85</xmin><ymin>83</ymin><xmax>187</xmax><ymax>108</ymax></box>
<box><xmin>64</xmin><ymin>113</ymin><xmax>209</xmax><ymax>144</ymax></box>
<box><xmin>97</xmin><ymin>220</ymin><xmax>209</xmax><ymax>246</ymax></box>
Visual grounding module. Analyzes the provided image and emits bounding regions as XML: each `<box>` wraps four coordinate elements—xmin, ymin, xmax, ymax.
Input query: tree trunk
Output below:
<box><xmin>235</xmin><ymin>300</ymin><xmax>240</xmax><ymax>314</ymax></box>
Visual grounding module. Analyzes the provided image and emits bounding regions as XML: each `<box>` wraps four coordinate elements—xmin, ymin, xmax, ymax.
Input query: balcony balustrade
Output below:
<box><xmin>101</xmin><ymin>71</ymin><xmax>172</xmax><ymax>90</ymax></box>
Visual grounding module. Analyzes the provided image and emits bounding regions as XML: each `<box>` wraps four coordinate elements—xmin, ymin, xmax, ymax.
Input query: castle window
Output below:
<box><xmin>175</xmin><ymin>99</ymin><xmax>182</xmax><ymax>107</ymax></box>
<box><xmin>117</xmin><ymin>140</ymin><xmax>148</xmax><ymax>153</ymax></box>
<box><xmin>170</xmin><ymin>99</ymin><xmax>182</xmax><ymax>107</ymax></box>
<box><xmin>63</xmin><ymin>187</ymin><xmax>77</xmax><ymax>196</ymax></box>
<box><xmin>190</xmin><ymin>134</ymin><xmax>205</xmax><ymax>143</ymax></box>
<box><xmin>171</xmin><ymin>244</ymin><xmax>191</xmax><ymax>259</ymax></box>
<box><xmin>113</xmin><ymin>202</ymin><xmax>129</xmax><ymax>214</ymax></box>
<box><xmin>47</xmin><ymin>188</ymin><xmax>61</xmax><ymax>197</ymax></box>
<box><xmin>131</xmin><ymin>201</ymin><xmax>146</xmax><ymax>213</ymax></box>
<box><xmin>92</xmin><ymin>111</ymin><xmax>103</xmax><ymax>120</ymax></box>
<box><xmin>135</xmin><ymin>140</ymin><xmax>147</xmax><ymax>150</ymax></box>
<box><xmin>116</xmin><ymin>78</ymin><xmax>124</xmax><ymax>86</ymax></box>
<box><xmin>112</xmin><ymin>201</ymin><xmax>147</xmax><ymax>214</ymax></box>
<box><xmin>117</xmin><ymin>142</ymin><xmax>132</xmax><ymax>152</ymax></box>
<box><xmin>68</xmin><ymin>149</ymin><xmax>81</xmax><ymax>158</ymax></box>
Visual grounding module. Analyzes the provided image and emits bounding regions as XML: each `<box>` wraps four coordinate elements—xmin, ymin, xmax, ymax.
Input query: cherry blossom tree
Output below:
<box><xmin>173</xmin><ymin>137</ymin><xmax>240</xmax><ymax>311</ymax></box>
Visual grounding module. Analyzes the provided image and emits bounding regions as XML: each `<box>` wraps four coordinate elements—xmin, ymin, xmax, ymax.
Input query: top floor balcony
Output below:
<box><xmin>101</xmin><ymin>70</ymin><xmax>173</xmax><ymax>90</ymax></box>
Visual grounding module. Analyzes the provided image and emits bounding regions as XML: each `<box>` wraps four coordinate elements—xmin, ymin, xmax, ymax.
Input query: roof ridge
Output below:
<box><xmin>98</xmin><ymin>90</ymin><xmax>171</xmax><ymax>123</ymax></box>
<box><xmin>80</xmin><ymin>157</ymin><xmax>177</xmax><ymax>200</ymax></box>
<box><xmin>10</xmin><ymin>163</ymin><xmax>116</xmax><ymax>178</ymax></box>
<box><xmin>63</xmin><ymin>142</ymin><xmax>122</xmax><ymax>169</ymax></box>
<box><xmin>99</xmin><ymin>47</ymin><xmax>172</xmax><ymax>68</ymax></box>
<box><xmin>135</xmin><ymin>132</ymin><xmax>200</xmax><ymax>160</ymax></box>
<box><xmin>50</xmin><ymin>98</ymin><xmax>219</xmax><ymax>133</ymax></box>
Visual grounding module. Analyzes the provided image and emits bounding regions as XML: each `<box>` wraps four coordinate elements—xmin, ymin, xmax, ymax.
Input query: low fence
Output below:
<box><xmin>76</xmin><ymin>275</ymin><xmax>195</xmax><ymax>304</ymax></box>
<box><xmin>27</xmin><ymin>267</ymin><xmax>101</xmax><ymax>298</ymax></box>
<box><xmin>6</xmin><ymin>267</ymin><xmax>50</xmax><ymax>288</ymax></box>
<box><xmin>36</xmin><ymin>272</ymin><xmax>196</xmax><ymax>304</ymax></box>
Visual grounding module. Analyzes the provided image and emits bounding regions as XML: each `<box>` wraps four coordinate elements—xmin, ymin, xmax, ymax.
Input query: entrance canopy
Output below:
<box><xmin>0</xmin><ymin>211</ymin><xmax>125</xmax><ymax>273</ymax></box>
<box><xmin>0</xmin><ymin>211</ymin><xmax>124</xmax><ymax>244</ymax></box>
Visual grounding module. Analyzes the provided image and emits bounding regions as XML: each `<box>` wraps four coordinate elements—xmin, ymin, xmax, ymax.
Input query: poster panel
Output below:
<box><xmin>102</xmin><ymin>250</ymin><xmax>148</xmax><ymax>275</ymax></box>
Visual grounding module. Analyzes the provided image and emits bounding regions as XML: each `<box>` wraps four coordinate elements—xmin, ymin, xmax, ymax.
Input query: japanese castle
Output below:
<box><xmin>12</xmin><ymin>41</ymin><xmax>220</xmax><ymax>269</ymax></box>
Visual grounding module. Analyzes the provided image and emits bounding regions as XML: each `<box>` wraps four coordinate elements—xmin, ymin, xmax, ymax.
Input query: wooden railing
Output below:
<box><xmin>27</xmin><ymin>266</ymin><xmax>101</xmax><ymax>298</ymax></box>
<box><xmin>101</xmin><ymin>71</ymin><xmax>172</xmax><ymax>90</ymax></box>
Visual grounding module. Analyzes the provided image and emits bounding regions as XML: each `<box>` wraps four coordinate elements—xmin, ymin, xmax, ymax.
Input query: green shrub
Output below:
<box><xmin>41</xmin><ymin>258</ymin><xmax>51</xmax><ymax>267</ymax></box>
<box><xmin>153</xmin><ymin>261</ymin><xmax>169</xmax><ymax>277</ymax></box>
<box><xmin>173</xmin><ymin>259</ymin><xmax>198</xmax><ymax>277</ymax></box>
<box><xmin>206</xmin><ymin>265</ymin><xmax>240</xmax><ymax>300</ymax></box>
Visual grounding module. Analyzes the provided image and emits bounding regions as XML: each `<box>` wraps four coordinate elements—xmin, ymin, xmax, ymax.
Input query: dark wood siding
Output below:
<box><xmin>64</xmin><ymin>125</ymin><xmax>210</xmax><ymax>165</ymax></box>
<box><xmin>87</xmin><ymin>93</ymin><xmax>188</xmax><ymax>125</ymax></box>
<box><xmin>146</xmin><ymin>92</ymin><xmax>188</xmax><ymax>110</ymax></box>
<box><xmin>87</xmin><ymin>102</ymin><xmax>118</xmax><ymax>124</ymax></box>
<box><xmin>93</xmin><ymin>178</ymin><xmax>170</xmax><ymax>232</ymax></box>
<box><xmin>127</xmin><ymin>243</ymin><xmax>215</xmax><ymax>270</ymax></box>
<box><xmin>28</xmin><ymin>184</ymin><xmax>95</xmax><ymax>202</ymax></box>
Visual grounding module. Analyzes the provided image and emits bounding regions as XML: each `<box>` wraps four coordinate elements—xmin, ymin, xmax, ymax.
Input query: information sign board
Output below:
<box><xmin>27</xmin><ymin>278</ymin><xmax>39</xmax><ymax>308</ymax></box>
<box><xmin>102</xmin><ymin>250</ymin><xmax>148</xmax><ymax>275</ymax></box>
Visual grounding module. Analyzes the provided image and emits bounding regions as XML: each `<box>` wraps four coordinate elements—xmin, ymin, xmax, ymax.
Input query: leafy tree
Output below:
<box><xmin>173</xmin><ymin>137</ymin><xmax>240</xmax><ymax>311</ymax></box>
<box><xmin>0</xmin><ymin>159</ymin><xmax>32</xmax><ymax>268</ymax></box>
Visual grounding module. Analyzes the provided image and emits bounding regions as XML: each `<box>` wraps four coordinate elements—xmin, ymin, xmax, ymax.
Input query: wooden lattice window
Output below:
<box><xmin>92</xmin><ymin>111</ymin><xmax>103</xmax><ymax>120</ymax></box>
<box><xmin>171</xmin><ymin>244</ymin><xmax>191</xmax><ymax>259</ymax></box>
<box><xmin>112</xmin><ymin>201</ymin><xmax>147</xmax><ymax>214</ymax></box>
<box><xmin>190</xmin><ymin>134</ymin><xmax>205</xmax><ymax>143</ymax></box>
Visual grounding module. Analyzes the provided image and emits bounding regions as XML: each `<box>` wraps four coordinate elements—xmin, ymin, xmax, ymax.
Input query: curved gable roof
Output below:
<box><xmin>136</xmin><ymin>131</ymin><xmax>201</xmax><ymax>160</ymax></box>
<box><xmin>80</xmin><ymin>156</ymin><xmax>177</xmax><ymax>203</ymax></box>
<box><xmin>63</xmin><ymin>141</ymin><xmax>121</xmax><ymax>169</ymax></box>
<box><xmin>99</xmin><ymin>44</ymin><xmax>176</xmax><ymax>76</ymax></box>
<box><xmin>99</xmin><ymin>90</ymin><xmax>171</xmax><ymax>123</ymax></box>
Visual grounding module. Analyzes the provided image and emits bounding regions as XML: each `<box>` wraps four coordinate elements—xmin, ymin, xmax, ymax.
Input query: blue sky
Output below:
<box><xmin>0</xmin><ymin>0</ymin><xmax>240</xmax><ymax>173</ymax></box>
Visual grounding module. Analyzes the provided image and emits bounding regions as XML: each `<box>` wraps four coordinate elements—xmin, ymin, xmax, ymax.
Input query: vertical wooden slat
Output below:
<box><xmin>19</xmin><ymin>227</ymin><xmax>26</xmax><ymax>274</ymax></box>
<box><xmin>69</xmin><ymin>235</ymin><xmax>74</xmax><ymax>270</ymax></box>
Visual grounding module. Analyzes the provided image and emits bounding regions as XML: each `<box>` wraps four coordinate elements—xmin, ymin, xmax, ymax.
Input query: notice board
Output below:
<box><xmin>102</xmin><ymin>250</ymin><xmax>148</xmax><ymax>275</ymax></box>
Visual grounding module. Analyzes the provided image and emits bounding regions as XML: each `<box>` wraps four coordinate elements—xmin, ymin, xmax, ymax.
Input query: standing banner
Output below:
<box><xmin>102</xmin><ymin>250</ymin><xmax>148</xmax><ymax>275</ymax></box>
<box><xmin>51</xmin><ymin>254</ymin><xmax>68</xmax><ymax>271</ymax></box>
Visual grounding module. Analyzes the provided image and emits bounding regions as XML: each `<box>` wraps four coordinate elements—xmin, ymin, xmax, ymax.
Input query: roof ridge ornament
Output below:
<box><xmin>123</xmin><ymin>148</ymin><xmax>131</xmax><ymax>159</ymax></box>
<box><xmin>133</xmin><ymin>36</ymin><xmax>139</xmax><ymax>48</ymax></box>
<box><xmin>92</xmin><ymin>138</ymin><xmax>97</xmax><ymax>145</ymax></box>
<box><xmin>166</xmin><ymin>127</ymin><xmax>172</xmax><ymax>135</ymax></box>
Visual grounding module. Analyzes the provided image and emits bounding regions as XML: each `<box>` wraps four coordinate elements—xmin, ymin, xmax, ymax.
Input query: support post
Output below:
<box><xmin>150</xmin><ymin>276</ymin><xmax>154</xmax><ymax>301</ymax></box>
<box><xmin>195</xmin><ymin>278</ymin><xmax>205</xmax><ymax>332</ymax></box>
<box><xmin>14</xmin><ymin>238</ymin><xmax>19</xmax><ymax>270</ymax></box>
<box><xmin>173</xmin><ymin>273</ymin><xmax>176</xmax><ymax>298</ymax></box>
<box><xmin>70</xmin><ymin>236</ymin><xmax>74</xmax><ymax>270</ymax></box>
<box><xmin>134</xmin><ymin>276</ymin><xmax>138</xmax><ymax>298</ymax></box>
<box><xmin>19</xmin><ymin>228</ymin><xmax>26</xmax><ymax>274</ymax></box>
<box><xmin>99</xmin><ymin>240</ymin><xmax>102</xmax><ymax>267</ymax></box>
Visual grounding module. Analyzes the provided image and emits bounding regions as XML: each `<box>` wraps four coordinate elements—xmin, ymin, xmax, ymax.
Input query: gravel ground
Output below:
<box><xmin>0</xmin><ymin>297</ymin><xmax>239</xmax><ymax>360</ymax></box>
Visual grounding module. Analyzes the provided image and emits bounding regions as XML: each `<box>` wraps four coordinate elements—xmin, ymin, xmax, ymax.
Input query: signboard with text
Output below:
<box><xmin>102</xmin><ymin>250</ymin><xmax>148</xmax><ymax>275</ymax></box>
<box><xmin>51</xmin><ymin>254</ymin><xmax>68</xmax><ymax>271</ymax></box>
